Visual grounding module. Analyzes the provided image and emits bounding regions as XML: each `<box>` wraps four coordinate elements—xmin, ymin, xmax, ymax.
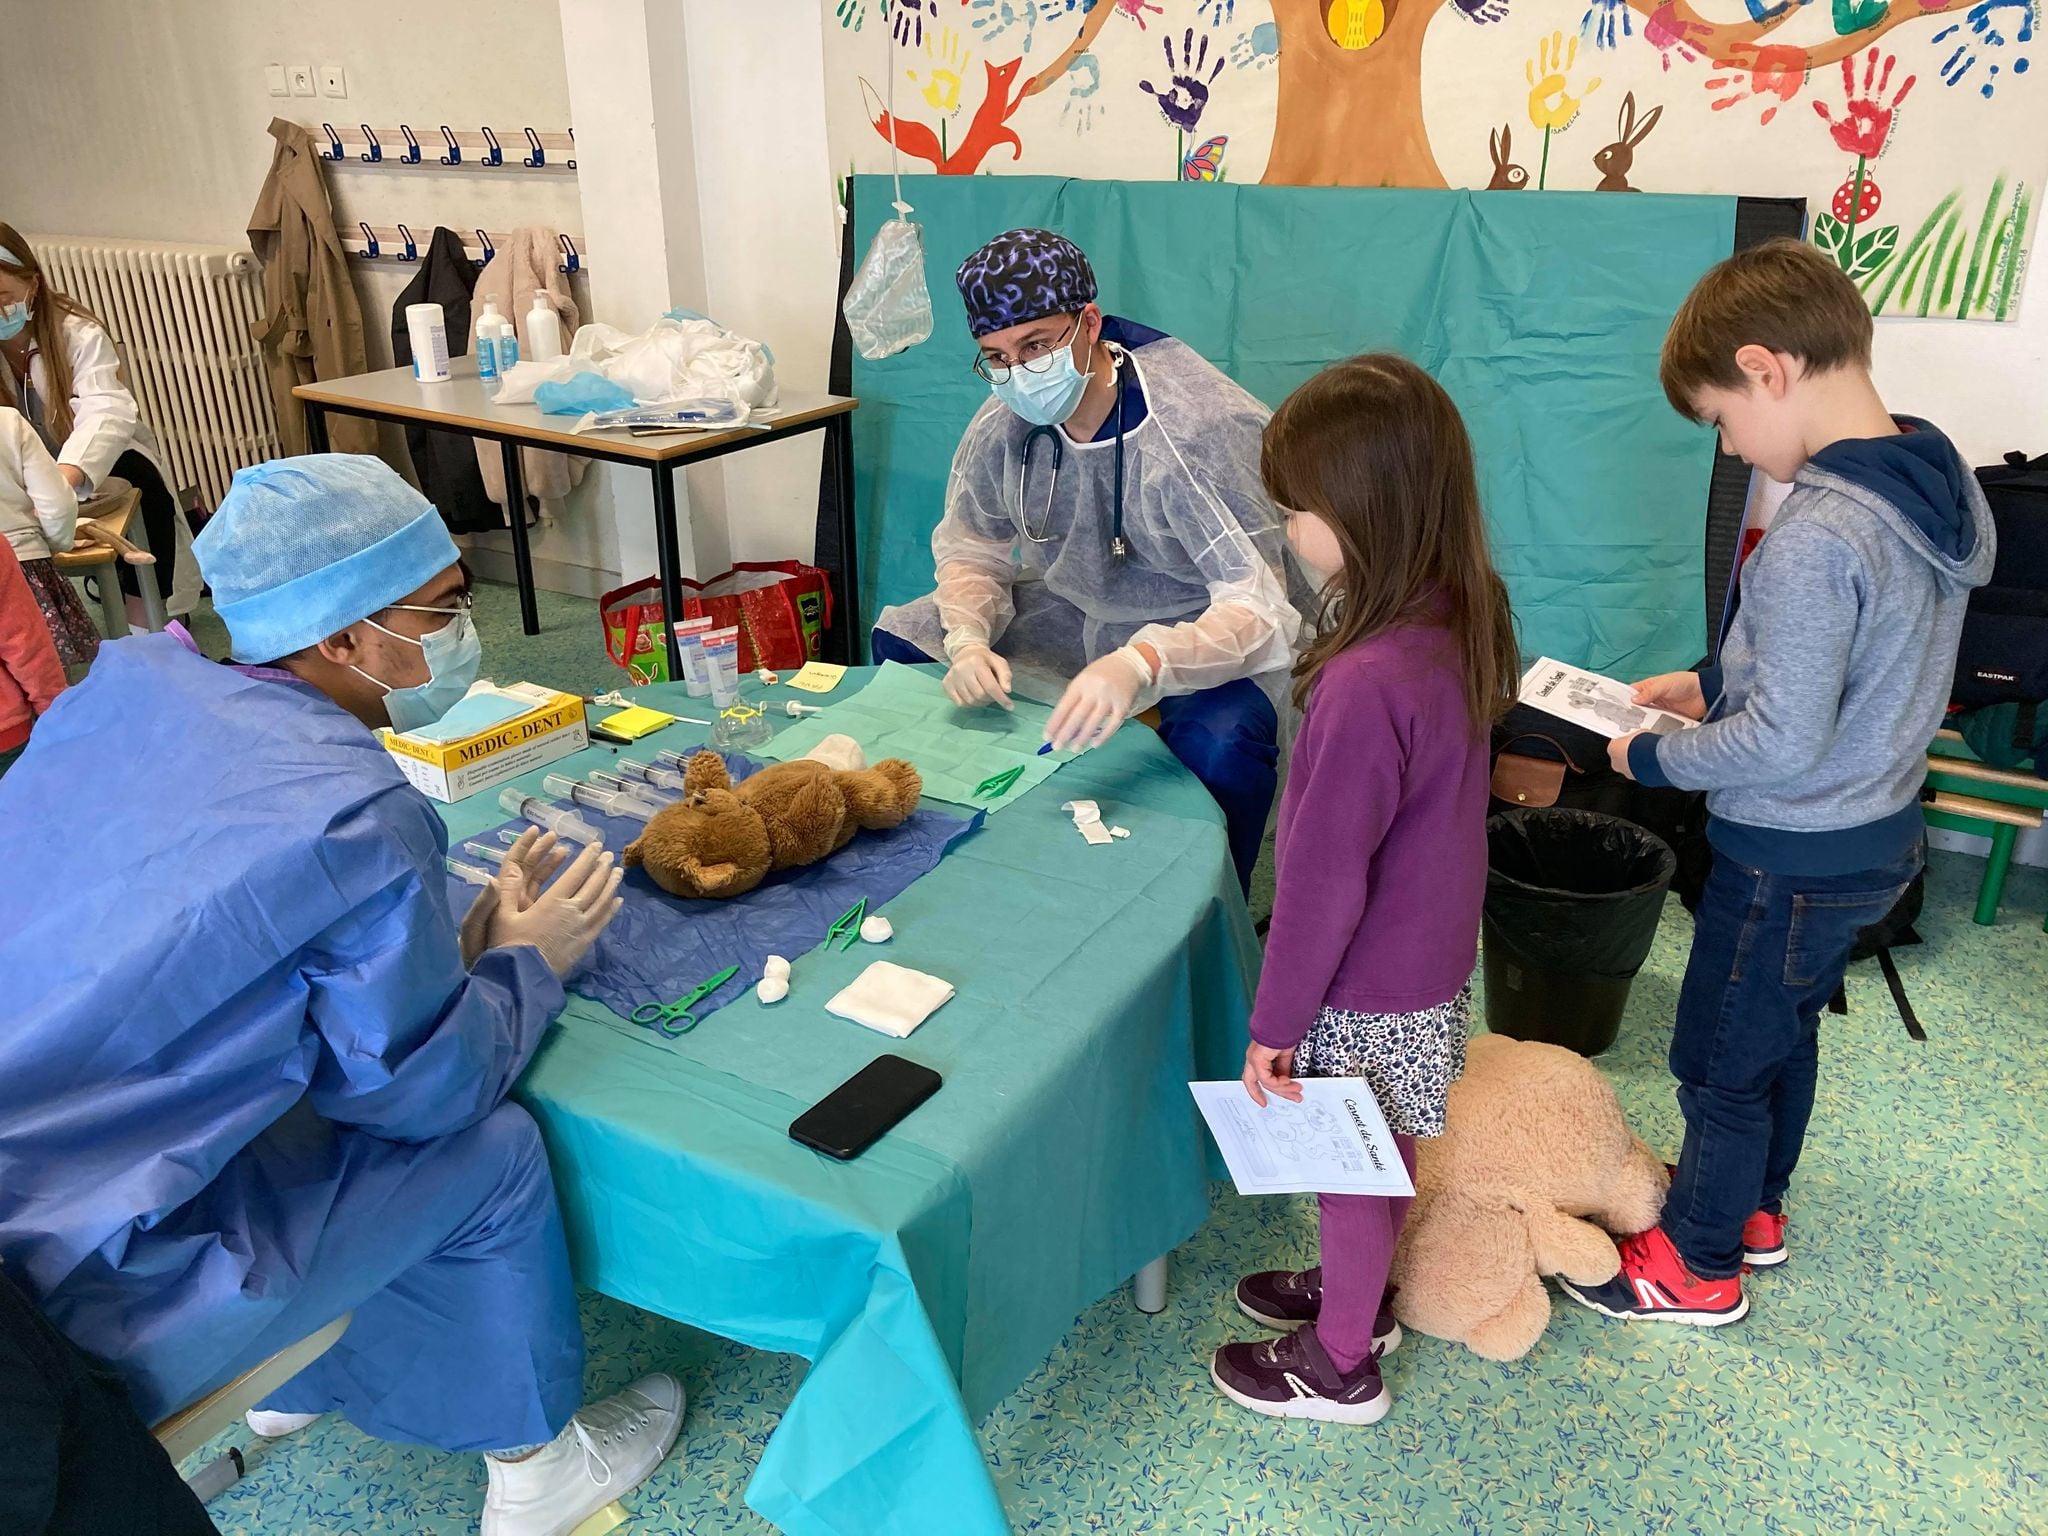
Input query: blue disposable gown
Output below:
<box><xmin>0</xmin><ymin>634</ymin><xmax>581</xmax><ymax>1450</ymax></box>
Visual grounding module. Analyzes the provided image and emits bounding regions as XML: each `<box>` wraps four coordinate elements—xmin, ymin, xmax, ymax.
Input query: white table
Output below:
<box><xmin>293</xmin><ymin>364</ymin><xmax>862</xmax><ymax>667</ymax></box>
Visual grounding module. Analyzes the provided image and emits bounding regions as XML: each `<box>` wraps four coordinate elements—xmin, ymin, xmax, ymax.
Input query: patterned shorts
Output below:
<box><xmin>1293</xmin><ymin>985</ymin><xmax>1472</xmax><ymax>1138</ymax></box>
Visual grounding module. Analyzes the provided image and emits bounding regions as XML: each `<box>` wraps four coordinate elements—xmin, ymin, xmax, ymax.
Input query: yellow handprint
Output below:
<box><xmin>1524</xmin><ymin>30</ymin><xmax>1602</xmax><ymax>189</ymax></box>
<box><xmin>910</xmin><ymin>26</ymin><xmax>973</xmax><ymax>116</ymax></box>
<box><xmin>1525</xmin><ymin>30</ymin><xmax>1601</xmax><ymax>133</ymax></box>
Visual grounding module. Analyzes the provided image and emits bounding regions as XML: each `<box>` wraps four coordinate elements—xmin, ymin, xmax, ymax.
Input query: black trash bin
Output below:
<box><xmin>1482</xmin><ymin>809</ymin><xmax>1676</xmax><ymax>1056</ymax></box>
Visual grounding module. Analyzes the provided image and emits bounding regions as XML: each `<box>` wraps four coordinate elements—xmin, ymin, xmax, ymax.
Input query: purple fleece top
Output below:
<box><xmin>1249</xmin><ymin>620</ymin><xmax>1490</xmax><ymax>1051</ymax></box>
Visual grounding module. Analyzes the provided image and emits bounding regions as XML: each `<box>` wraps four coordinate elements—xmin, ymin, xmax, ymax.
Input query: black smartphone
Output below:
<box><xmin>789</xmin><ymin>1055</ymin><xmax>942</xmax><ymax>1161</ymax></box>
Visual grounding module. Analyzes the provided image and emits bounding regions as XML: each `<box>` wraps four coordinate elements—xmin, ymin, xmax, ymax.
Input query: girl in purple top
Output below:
<box><xmin>1210</xmin><ymin>354</ymin><xmax>1518</xmax><ymax>1424</ymax></box>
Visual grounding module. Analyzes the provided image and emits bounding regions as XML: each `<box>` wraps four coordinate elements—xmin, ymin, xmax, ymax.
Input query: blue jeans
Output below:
<box><xmin>1663</xmin><ymin>844</ymin><xmax>1922</xmax><ymax>1278</ymax></box>
<box><xmin>867</xmin><ymin>630</ymin><xmax>1278</xmax><ymax>892</ymax></box>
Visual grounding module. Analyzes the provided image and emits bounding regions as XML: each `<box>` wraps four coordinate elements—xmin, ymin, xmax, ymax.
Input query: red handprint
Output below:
<box><xmin>1645</xmin><ymin>3</ymin><xmax>1710</xmax><ymax>70</ymax></box>
<box><xmin>1812</xmin><ymin>47</ymin><xmax>1916</xmax><ymax>158</ymax></box>
<box><xmin>1705</xmin><ymin>44</ymin><xmax>1808</xmax><ymax>125</ymax></box>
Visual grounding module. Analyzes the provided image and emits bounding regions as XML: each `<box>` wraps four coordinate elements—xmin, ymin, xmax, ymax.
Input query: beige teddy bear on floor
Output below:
<box><xmin>1388</xmin><ymin>1032</ymin><xmax>1668</xmax><ymax>1360</ymax></box>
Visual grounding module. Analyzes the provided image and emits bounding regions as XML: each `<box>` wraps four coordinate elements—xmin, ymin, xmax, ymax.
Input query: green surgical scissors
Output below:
<box><xmin>631</xmin><ymin>964</ymin><xmax>742</xmax><ymax>1036</ymax></box>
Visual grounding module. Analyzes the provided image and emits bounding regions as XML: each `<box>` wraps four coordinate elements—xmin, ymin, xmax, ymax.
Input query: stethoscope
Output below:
<box><xmin>1017</xmin><ymin>343</ymin><xmax>1131</xmax><ymax>563</ymax></box>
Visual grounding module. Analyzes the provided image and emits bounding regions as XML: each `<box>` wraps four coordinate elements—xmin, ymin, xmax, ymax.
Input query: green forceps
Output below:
<box><xmin>826</xmin><ymin>897</ymin><xmax>868</xmax><ymax>951</ymax></box>
<box><xmin>974</xmin><ymin>764</ymin><xmax>1025</xmax><ymax>800</ymax></box>
<box><xmin>631</xmin><ymin>964</ymin><xmax>742</xmax><ymax>1036</ymax></box>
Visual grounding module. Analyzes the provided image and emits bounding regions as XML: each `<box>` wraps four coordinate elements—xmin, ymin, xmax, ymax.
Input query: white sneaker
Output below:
<box><xmin>245</xmin><ymin>1409</ymin><xmax>323</xmax><ymax>1437</ymax></box>
<box><xmin>480</xmin><ymin>1373</ymin><xmax>684</xmax><ymax>1536</ymax></box>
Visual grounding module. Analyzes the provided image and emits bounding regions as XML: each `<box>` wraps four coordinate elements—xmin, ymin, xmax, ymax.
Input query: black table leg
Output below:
<box><xmin>825</xmin><ymin>414</ymin><xmax>862</xmax><ymax>665</ymax></box>
<box><xmin>652</xmin><ymin>462</ymin><xmax>685</xmax><ymax>680</ymax></box>
<box><xmin>303</xmin><ymin>402</ymin><xmax>330</xmax><ymax>454</ymax></box>
<box><xmin>498</xmin><ymin>439</ymin><xmax>540</xmax><ymax>636</ymax></box>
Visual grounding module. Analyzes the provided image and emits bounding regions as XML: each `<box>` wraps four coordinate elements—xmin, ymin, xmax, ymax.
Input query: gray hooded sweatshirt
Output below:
<box><xmin>1631</xmin><ymin>418</ymin><xmax>1997</xmax><ymax>875</ymax></box>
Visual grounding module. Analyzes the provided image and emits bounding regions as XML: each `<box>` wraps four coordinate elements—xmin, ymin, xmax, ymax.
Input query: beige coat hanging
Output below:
<box><xmin>471</xmin><ymin>229</ymin><xmax>585</xmax><ymax>515</ymax></box>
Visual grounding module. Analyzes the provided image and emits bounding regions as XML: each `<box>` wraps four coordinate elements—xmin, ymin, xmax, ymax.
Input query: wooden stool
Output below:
<box><xmin>50</xmin><ymin>480</ymin><xmax>166</xmax><ymax>639</ymax></box>
<box><xmin>1924</xmin><ymin>728</ymin><xmax>2048</xmax><ymax>930</ymax></box>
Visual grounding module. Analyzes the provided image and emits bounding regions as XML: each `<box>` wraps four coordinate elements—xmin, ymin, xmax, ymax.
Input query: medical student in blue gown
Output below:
<box><xmin>0</xmin><ymin>455</ymin><xmax>677</xmax><ymax>1536</ymax></box>
<box><xmin>872</xmin><ymin>227</ymin><xmax>1312</xmax><ymax>892</ymax></box>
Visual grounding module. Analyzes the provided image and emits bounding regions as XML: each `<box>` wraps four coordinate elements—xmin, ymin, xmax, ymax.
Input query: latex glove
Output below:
<box><xmin>1241</xmin><ymin>1042</ymin><xmax>1301</xmax><ymax>1107</ymax></box>
<box><xmin>943</xmin><ymin>641</ymin><xmax>1014</xmax><ymax>711</ymax></box>
<box><xmin>1045</xmin><ymin>648</ymin><xmax>1152</xmax><ymax>754</ymax></box>
<box><xmin>459</xmin><ymin>829</ymin><xmax>573</xmax><ymax>968</ymax></box>
<box><xmin>486</xmin><ymin>840</ymin><xmax>625</xmax><ymax>978</ymax></box>
<box><xmin>1629</xmin><ymin>670</ymin><xmax>1707</xmax><ymax>721</ymax></box>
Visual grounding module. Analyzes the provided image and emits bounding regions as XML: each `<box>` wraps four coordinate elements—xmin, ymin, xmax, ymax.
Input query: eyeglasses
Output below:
<box><xmin>972</xmin><ymin>317</ymin><xmax>1082</xmax><ymax>384</ymax></box>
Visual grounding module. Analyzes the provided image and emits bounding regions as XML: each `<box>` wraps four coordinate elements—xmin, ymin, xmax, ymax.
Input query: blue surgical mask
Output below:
<box><xmin>990</xmin><ymin>338</ymin><xmax>1092</xmax><ymax>427</ymax></box>
<box><xmin>0</xmin><ymin>302</ymin><xmax>29</xmax><ymax>342</ymax></box>
<box><xmin>355</xmin><ymin>605</ymin><xmax>484</xmax><ymax>732</ymax></box>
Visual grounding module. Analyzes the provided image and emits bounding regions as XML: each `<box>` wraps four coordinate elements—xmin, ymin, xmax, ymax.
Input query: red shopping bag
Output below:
<box><xmin>600</xmin><ymin>562</ymin><xmax>832</xmax><ymax>684</ymax></box>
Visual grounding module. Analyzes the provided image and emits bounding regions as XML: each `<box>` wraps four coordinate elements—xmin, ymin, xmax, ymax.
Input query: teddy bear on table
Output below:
<box><xmin>1388</xmin><ymin>1032</ymin><xmax>1668</xmax><ymax>1360</ymax></box>
<box><xmin>623</xmin><ymin>738</ymin><xmax>922</xmax><ymax>900</ymax></box>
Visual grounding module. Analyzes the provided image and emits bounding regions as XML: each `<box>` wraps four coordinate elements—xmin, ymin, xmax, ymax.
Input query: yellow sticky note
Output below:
<box><xmin>786</xmin><ymin>662</ymin><xmax>849</xmax><ymax>694</ymax></box>
<box><xmin>596</xmin><ymin>705</ymin><xmax>676</xmax><ymax>740</ymax></box>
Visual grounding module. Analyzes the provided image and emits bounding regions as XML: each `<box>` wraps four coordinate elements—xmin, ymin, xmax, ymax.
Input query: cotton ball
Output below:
<box><xmin>859</xmin><ymin>915</ymin><xmax>893</xmax><ymax>944</ymax></box>
<box><xmin>757</xmin><ymin>975</ymin><xmax>790</xmax><ymax>1005</ymax></box>
<box><xmin>764</xmin><ymin>954</ymin><xmax>792</xmax><ymax>981</ymax></box>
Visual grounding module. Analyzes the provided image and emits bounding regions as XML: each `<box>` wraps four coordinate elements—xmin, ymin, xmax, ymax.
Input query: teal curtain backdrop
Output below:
<box><xmin>848</xmin><ymin>174</ymin><xmax>1736</xmax><ymax>677</ymax></box>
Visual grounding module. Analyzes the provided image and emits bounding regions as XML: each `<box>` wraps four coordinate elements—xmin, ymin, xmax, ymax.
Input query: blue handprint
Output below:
<box><xmin>971</xmin><ymin>0</ymin><xmax>1039</xmax><ymax>47</ymax></box>
<box><xmin>1231</xmin><ymin>20</ymin><xmax>1281</xmax><ymax>67</ymax></box>
<box><xmin>1038</xmin><ymin>0</ymin><xmax>1099</xmax><ymax>16</ymax></box>
<box><xmin>1064</xmin><ymin>52</ymin><xmax>1103</xmax><ymax>134</ymax></box>
<box><xmin>1580</xmin><ymin>0</ymin><xmax>1634</xmax><ymax>48</ymax></box>
<box><xmin>1450</xmin><ymin>0</ymin><xmax>1512</xmax><ymax>26</ymax></box>
<box><xmin>1200</xmin><ymin>0</ymin><xmax>1237</xmax><ymax>22</ymax></box>
<box><xmin>1933</xmin><ymin>0</ymin><xmax>2036</xmax><ymax>98</ymax></box>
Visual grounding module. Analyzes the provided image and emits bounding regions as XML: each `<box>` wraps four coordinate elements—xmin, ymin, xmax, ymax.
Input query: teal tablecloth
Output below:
<box><xmin>437</xmin><ymin>668</ymin><xmax>1257</xmax><ymax>1535</ymax></box>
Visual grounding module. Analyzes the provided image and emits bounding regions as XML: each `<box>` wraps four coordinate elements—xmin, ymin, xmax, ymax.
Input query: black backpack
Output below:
<box><xmin>1952</xmin><ymin>451</ymin><xmax>2048</xmax><ymax>746</ymax></box>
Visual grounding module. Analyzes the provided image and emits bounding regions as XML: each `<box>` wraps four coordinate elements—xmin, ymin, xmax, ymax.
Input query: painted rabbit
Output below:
<box><xmin>1486</xmin><ymin>125</ymin><xmax>1528</xmax><ymax>191</ymax></box>
<box><xmin>1593</xmin><ymin>92</ymin><xmax>1663</xmax><ymax>192</ymax></box>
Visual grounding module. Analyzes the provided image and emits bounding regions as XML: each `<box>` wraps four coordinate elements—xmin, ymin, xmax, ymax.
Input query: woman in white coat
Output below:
<box><xmin>0</xmin><ymin>223</ymin><xmax>198</xmax><ymax>622</ymax></box>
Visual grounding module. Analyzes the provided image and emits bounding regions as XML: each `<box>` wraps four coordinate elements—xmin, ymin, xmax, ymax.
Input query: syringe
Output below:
<box><xmin>542</xmin><ymin>772</ymin><xmax>658</xmax><ymax>822</ymax></box>
<box><xmin>616</xmin><ymin>756</ymin><xmax>689</xmax><ymax>793</ymax></box>
<box><xmin>589</xmin><ymin>767</ymin><xmax>677</xmax><ymax>807</ymax></box>
<box><xmin>497</xmin><ymin>787</ymin><xmax>604</xmax><ymax>845</ymax></box>
<box><xmin>447</xmin><ymin>855</ymin><xmax>495</xmax><ymax>886</ymax></box>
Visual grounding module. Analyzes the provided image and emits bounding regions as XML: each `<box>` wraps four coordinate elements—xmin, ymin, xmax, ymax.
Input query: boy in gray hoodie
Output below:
<box><xmin>1561</xmin><ymin>240</ymin><xmax>1995</xmax><ymax>1327</ymax></box>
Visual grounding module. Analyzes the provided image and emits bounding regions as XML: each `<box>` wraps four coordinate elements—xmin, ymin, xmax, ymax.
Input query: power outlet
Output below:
<box><xmin>265</xmin><ymin>63</ymin><xmax>290</xmax><ymax>97</ymax></box>
<box><xmin>319</xmin><ymin>64</ymin><xmax>347</xmax><ymax>99</ymax></box>
<box><xmin>287</xmin><ymin>63</ymin><xmax>316</xmax><ymax>98</ymax></box>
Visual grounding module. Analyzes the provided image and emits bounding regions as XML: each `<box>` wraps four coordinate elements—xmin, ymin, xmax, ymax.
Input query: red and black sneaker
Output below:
<box><xmin>1558</xmin><ymin>1225</ymin><xmax>1748</xmax><ymax>1326</ymax></box>
<box><xmin>1233</xmin><ymin>1267</ymin><xmax>1401</xmax><ymax>1355</ymax></box>
<box><xmin>1742</xmin><ymin>1208</ymin><xmax>1788</xmax><ymax>1268</ymax></box>
<box><xmin>1662</xmin><ymin>1164</ymin><xmax>1790</xmax><ymax>1270</ymax></box>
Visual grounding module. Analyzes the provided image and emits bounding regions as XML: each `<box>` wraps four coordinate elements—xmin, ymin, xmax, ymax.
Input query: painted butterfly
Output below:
<box><xmin>1181</xmin><ymin>134</ymin><xmax>1228</xmax><ymax>181</ymax></box>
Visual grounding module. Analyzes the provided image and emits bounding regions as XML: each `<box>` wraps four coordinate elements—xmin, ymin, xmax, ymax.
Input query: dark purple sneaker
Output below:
<box><xmin>1210</xmin><ymin>1324</ymin><xmax>1391</xmax><ymax>1424</ymax></box>
<box><xmin>1233</xmin><ymin>1267</ymin><xmax>1401</xmax><ymax>1355</ymax></box>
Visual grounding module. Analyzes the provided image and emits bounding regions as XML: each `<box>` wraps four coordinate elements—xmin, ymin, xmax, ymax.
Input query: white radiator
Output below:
<box><xmin>28</xmin><ymin>235</ymin><xmax>281</xmax><ymax>509</ymax></box>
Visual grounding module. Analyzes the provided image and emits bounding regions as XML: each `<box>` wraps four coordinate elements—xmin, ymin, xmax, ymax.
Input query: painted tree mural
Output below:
<box><xmin>832</xmin><ymin>0</ymin><xmax>2043</xmax><ymax>318</ymax></box>
<box><xmin>1261</xmin><ymin>0</ymin><xmax>1979</xmax><ymax>187</ymax></box>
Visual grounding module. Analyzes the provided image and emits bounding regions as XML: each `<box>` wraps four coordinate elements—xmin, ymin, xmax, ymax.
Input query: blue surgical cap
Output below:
<box><xmin>956</xmin><ymin>228</ymin><xmax>1097</xmax><ymax>339</ymax></box>
<box><xmin>194</xmin><ymin>454</ymin><xmax>459</xmax><ymax>663</ymax></box>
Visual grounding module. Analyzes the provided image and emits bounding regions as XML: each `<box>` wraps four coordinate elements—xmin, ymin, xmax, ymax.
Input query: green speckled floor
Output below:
<box><xmin>182</xmin><ymin>581</ymin><xmax>2047</xmax><ymax>1535</ymax></box>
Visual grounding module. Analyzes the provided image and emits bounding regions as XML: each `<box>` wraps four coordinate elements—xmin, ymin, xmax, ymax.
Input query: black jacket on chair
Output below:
<box><xmin>390</xmin><ymin>227</ymin><xmax>503</xmax><ymax>534</ymax></box>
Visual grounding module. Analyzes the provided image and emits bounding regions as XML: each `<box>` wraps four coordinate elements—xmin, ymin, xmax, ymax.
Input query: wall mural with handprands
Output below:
<box><xmin>824</xmin><ymin>0</ymin><xmax>2041</xmax><ymax>320</ymax></box>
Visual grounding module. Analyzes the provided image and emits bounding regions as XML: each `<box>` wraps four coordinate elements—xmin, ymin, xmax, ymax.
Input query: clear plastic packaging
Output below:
<box><xmin>570</xmin><ymin>399</ymin><xmax>753</xmax><ymax>436</ymax></box>
<box><xmin>447</xmin><ymin>855</ymin><xmax>494</xmax><ymax>886</ymax></box>
<box><xmin>618</xmin><ymin>757</ymin><xmax>689</xmax><ymax>793</ymax></box>
<box><xmin>462</xmin><ymin>839</ymin><xmax>509</xmax><ymax>865</ymax></box>
<box><xmin>843</xmin><ymin>217</ymin><xmax>934</xmax><ymax>361</ymax></box>
<box><xmin>588</xmin><ymin>768</ymin><xmax>677</xmax><ymax>809</ymax></box>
